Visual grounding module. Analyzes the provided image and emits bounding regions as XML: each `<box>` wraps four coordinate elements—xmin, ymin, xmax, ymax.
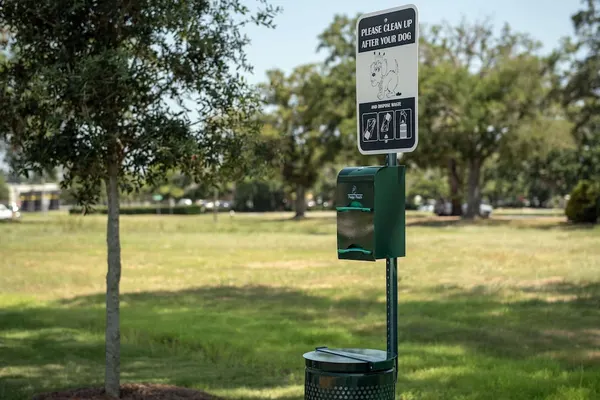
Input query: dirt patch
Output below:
<box><xmin>33</xmin><ymin>383</ymin><xmax>223</xmax><ymax>400</ymax></box>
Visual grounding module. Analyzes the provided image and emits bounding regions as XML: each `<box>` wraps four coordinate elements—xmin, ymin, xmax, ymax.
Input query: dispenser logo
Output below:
<box><xmin>348</xmin><ymin>185</ymin><xmax>364</xmax><ymax>200</ymax></box>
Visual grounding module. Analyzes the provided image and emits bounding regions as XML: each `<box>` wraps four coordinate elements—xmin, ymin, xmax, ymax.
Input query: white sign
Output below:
<box><xmin>356</xmin><ymin>4</ymin><xmax>419</xmax><ymax>155</ymax></box>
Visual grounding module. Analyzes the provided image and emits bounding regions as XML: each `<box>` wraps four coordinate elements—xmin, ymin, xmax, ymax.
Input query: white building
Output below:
<box><xmin>8</xmin><ymin>183</ymin><xmax>61</xmax><ymax>212</ymax></box>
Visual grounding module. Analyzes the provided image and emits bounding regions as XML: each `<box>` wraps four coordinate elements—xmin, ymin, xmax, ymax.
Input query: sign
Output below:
<box><xmin>348</xmin><ymin>185</ymin><xmax>364</xmax><ymax>200</ymax></box>
<box><xmin>356</xmin><ymin>4</ymin><xmax>419</xmax><ymax>155</ymax></box>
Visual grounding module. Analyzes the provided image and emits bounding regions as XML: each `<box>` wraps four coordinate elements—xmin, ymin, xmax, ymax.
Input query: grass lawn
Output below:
<box><xmin>1</xmin><ymin>211</ymin><xmax>599</xmax><ymax>400</ymax></box>
<box><xmin>494</xmin><ymin>208</ymin><xmax>566</xmax><ymax>217</ymax></box>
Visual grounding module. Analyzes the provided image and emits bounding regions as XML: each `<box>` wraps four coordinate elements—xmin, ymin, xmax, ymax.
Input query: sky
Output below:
<box><xmin>241</xmin><ymin>0</ymin><xmax>583</xmax><ymax>85</ymax></box>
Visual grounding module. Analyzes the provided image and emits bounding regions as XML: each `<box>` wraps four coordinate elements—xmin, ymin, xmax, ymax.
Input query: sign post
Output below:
<box><xmin>302</xmin><ymin>5</ymin><xmax>418</xmax><ymax>400</ymax></box>
<box><xmin>385</xmin><ymin>153</ymin><xmax>399</xmax><ymax>377</ymax></box>
<box><xmin>357</xmin><ymin>4</ymin><xmax>418</xmax><ymax>375</ymax></box>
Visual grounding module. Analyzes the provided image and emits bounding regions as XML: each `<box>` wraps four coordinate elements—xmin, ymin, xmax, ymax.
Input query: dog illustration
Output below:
<box><xmin>370</xmin><ymin>51</ymin><xmax>402</xmax><ymax>100</ymax></box>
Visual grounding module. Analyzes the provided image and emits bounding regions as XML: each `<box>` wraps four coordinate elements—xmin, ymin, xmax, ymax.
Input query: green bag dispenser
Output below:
<box><xmin>336</xmin><ymin>166</ymin><xmax>406</xmax><ymax>261</ymax></box>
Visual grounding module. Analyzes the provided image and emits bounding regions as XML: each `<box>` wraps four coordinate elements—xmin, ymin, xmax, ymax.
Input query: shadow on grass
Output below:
<box><xmin>406</xmin><ymin>216</ymin><xmax>600</xmax><ymax>232</ymax></box>
<box><xmin>1</xmin><ymin>283</ymin><xmax>599</xmax><ymax>399</ymax></box>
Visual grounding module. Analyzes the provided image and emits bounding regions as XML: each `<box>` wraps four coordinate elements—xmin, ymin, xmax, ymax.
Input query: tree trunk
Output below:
<box><xmin>105</xmin><ymin>161</ymin><xmax>121</xmax><ymax>398</ymax></box>
<box><xmin>465</xmin><ymin>158</ymin><xmax>482</xmax><ymax>219</ymax></box>
<box><xmin>295</xmin><ymin>185</ymin><xmax>306</xmax><ymax>219</ymax></box>
<box><xmin>448</xmin><ymin>158</ymin><xmax>462</xmax><ymax>216</ymax></box>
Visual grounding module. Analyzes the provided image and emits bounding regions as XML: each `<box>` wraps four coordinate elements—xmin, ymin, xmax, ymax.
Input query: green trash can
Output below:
<box><xmin>303</xmin><ymin>347</ymin><xmax>396</xmax><ymax>400</ymax></box>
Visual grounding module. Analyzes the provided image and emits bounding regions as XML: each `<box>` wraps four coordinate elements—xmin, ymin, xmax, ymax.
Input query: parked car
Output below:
<box><xmin>433</xmin><ymin>201</ymin><xmax>453</xmax><ymax>216</ymax></box>
<box><xmin>418</xmin><ymin>204</ymin><xmax>434</xmax><ymax>213</ymax></box>
<box><xmin>469</xmin><ymin>203</ymin><xmax>493</xmax><ymax>218</ymax></box>
<box><xmin>0</xmin><ymin>203</ymin><xmax>21</xmax><ymax>221</ymax></box>
<box><xmin>204</xmin><ymin>200</ymin><xmax>231</xmax><ymax>211</ymax></box>
<box><xmin>434</xmin><ymin>200</ymin><xmax>493</xmax><ymax>218</ymax></box>
<box><xmin>178</xmin><ymin>198</ymin><xmax>193</xmax><ymax>206</ymax></box>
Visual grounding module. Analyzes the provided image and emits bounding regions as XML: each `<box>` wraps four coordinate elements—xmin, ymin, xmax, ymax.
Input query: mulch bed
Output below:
<box><xmin>32</xmin><ymin>383</ymin><xmax>223</xmax><ymax>400</ymax></box>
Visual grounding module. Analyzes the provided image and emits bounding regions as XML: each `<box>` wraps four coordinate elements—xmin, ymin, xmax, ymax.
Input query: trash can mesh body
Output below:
<box><xmin>305</xmin><ymin>369</ymin><xmax>395</xmax><ymax>400</ymax></box>
<box><xmin>303</xmin><ymin>349</ymin><xmax>395</xmax><ymax>400</ymax></box>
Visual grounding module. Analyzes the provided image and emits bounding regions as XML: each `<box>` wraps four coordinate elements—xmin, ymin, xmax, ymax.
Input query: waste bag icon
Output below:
<box><xmin>363</xmin><ymin>118</ymin><xmax>376</xmax><ymax>140</ymax></box>
<box><xmin>381</xmin><ymin>113</ymin><xmax>392</xmax><ymax>132</ymax></box>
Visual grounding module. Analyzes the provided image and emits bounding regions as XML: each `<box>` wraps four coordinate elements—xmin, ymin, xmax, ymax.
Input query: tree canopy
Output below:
<box><xmin>261</xmin><ymin>64</ymin><xmax>341</xmax><ymax>218</ymax></box>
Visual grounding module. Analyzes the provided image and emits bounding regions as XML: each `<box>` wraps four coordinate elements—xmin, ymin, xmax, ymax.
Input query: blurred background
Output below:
<box><xmin>1</xmin><ymin>0</ymin><xmax>597</xmax><ymax>222</ymax></box>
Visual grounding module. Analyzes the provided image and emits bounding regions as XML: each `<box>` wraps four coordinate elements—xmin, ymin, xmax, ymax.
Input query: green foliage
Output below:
<box><xmin>317</xmin><ymin>14</ymin><xmax>359</xmax><ymax>64</ymax></box>
<box><xmin>315</xmin><ymin>15</ymin><xmax>556</xmax><ymax>216</ymax></box>
<box><xmin>0</xmin><ymin>0</ymin><xmax>281</xmax><ymax>208</ymax></box>
<box><xmin>312</xmin><ymin>164</ymin><xmax>340</xmax><ymax>207</ymax></box>
<box><xmin>406</xmin><ymin>168</ymin><xmax>448</xmax><ymax>202</ymax></box>
<box><xmin>69</xmin><ymin>205</ymin><xmax>206</xmax><ymax>216</ymax></box>
<box><xmin>419</xmin><ymin>20</ymin><xmax>551</xmax><ymax>217</ymax></box>
<box><xmin>566</xmin><ymin>180</ymin><xmax>600</xmax><ymax>223</ymax></box>
<box><xmin>483</xmin><ymin>118</ymin><xmax>579</xmax><ymax>206</ymax></box>
<box><xmin>158</xmin><ymin>185</ymin><xmax>185</xmax><ymax>200</ymax></box>
<box><xmin>553</xmin><ymin>1</ymin><xmax>600</xmax><ymax>184</ymax></box>
<box><xmin>0</xmin><ymin>1</ymin><xmax>280</xmax><ymax>396</ymax></box>
<box><xmin>316</xmin><ymin>15</ymin><xmax>382</xmax><ymax>167</ymax></box>
<box><xmin>233</xmin><ymin>179</ymin><xmax>288</xmax><ymax>212</ymax></box>
<box><xmin>261</xmin><ymin>64</ymin><xmax>342</xmax><ymax>193</ymax></box>
<box><xmin>558</xmin><ymin>0</ymin><xmax>600</xmax><ymax>138</ymax></box>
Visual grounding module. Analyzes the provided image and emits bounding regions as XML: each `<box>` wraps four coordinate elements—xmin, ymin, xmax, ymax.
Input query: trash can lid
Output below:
<box><xmin>303</xmin><ymin>347</ymin><xmax>394</xmax><ymax>373</ymax></box>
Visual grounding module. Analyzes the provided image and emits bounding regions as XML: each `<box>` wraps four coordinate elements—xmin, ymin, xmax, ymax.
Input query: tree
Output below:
<box><xmin>550</xmin><ymin>0</ymin><xmax>600</xmax><ymax>221</ymax></box>
<box><xmin>482</xmin><ymin>117</ymin><xmax>577</xmax><ymax>207</ymax></box>
<box><xmin>406</xmin><ymin>167</ymin><xmax>449</xmax><ymax>205</ymax></box>
<box><xmin>316</xmin><ymin>16</ymin><xmax>551</xmax><ymax>217</ymax></box>
<box><xmin>316</xmin><ymin>14</ymin><xmax>386</xmax><ymax>167</ymax></box>
<box><xmin>262</xmin><ymin>65</ymin><xmax>341</xmax><ymax>218</ymax></box>
<box><xmin>0</xmin><ymin>0</ymin><xmax>279</xmax><ymax>397</ymax></box>
<box><xmin>555</xmin><ymin>0</ymin><xmax>600</xmax><ymax>182</ymax></box>
<box><xmin>419</xmin><ymin>20</ymin><xmax>550</xmax><ymax>218</ymax></box>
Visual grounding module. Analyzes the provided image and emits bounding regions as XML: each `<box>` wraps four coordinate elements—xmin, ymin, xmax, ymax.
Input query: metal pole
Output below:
<box><xmin>385</xmin><ymin>153</ymin><xmax>398</xmax><ymax>380</ymax></box>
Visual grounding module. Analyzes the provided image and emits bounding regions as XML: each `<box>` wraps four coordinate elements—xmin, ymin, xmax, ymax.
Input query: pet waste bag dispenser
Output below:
<box><xmin>336</xmin><ymin>166</ymin><xmax>405</xmax><ymax>261</ymax></box>
<box><xmin>302</xmin><ymin>165</ymin><xmax>406</xmax><ymax>400</ymax></box>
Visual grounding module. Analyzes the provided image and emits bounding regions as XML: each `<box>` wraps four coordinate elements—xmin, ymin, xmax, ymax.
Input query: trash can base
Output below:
<box><xmin>305</xmin><ymin>379</ymin><xmax>395</xmax><ymax>400</ymax></box>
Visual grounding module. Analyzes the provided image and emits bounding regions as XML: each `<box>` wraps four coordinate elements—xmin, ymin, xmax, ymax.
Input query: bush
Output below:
<box><xmin>405</xmin><ymin>202</ymin><xmax>419</xmax><ymax>211</ymax></box>
<box><xmin>565</xmin><ymin>180</ymin><xmax>600</xmax><ymax>224</ymax></box>
<box><xmin>69</xmin><ymin>205</ymin><xmax>206</xmax><ymax>215</ymax></box>
<box><xmin>233</xmin><ymin>180</ymin><xmax>288</xmax><ymax>212</ymax></box>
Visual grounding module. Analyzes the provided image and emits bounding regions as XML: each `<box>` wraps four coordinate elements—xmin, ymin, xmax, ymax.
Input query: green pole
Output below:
<box><xmin>385</xmin><ymin>153</ymin><xmax>398</xmax><ymax>380</ymax></box>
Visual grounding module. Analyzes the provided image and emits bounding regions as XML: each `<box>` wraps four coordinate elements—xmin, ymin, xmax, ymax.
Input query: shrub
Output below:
<box><xmin>233</xmin><ymin>180</ymin><xmax>288</xmax><ymax>212</ymax></box>
<box><xmin>405</xmin><ymin>202</ymin><xmax>419</xmax><ymax>211</ymax></box>
<box><xmin>565</xmin><ymin>180</ymin><xmax>600</xmax><ymax>224</ymax></box>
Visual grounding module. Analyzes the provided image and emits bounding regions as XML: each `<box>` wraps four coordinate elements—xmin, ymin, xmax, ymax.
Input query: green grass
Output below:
<box><xmin>1</xmin><ymin>211</ymin><xmax>599</xmax><ymax>400</ymax></box>
<box><xmin>494</xmin><ymin>208</ymin><xmax>566</xmax><ymax>217</ymax></box>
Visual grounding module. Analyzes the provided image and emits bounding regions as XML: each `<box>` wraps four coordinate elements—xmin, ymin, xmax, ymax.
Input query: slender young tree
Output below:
<box><xmin>0</xmin><ymin>0</ymin><xmax>279</xmax><ymax>397</ymax></box>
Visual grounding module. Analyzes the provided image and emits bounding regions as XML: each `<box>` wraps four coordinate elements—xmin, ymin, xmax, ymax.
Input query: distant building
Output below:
<box><xmin>8</xmin><ymin>183</ymin><xmax>61</xmax><ymax>212</ymax></box>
